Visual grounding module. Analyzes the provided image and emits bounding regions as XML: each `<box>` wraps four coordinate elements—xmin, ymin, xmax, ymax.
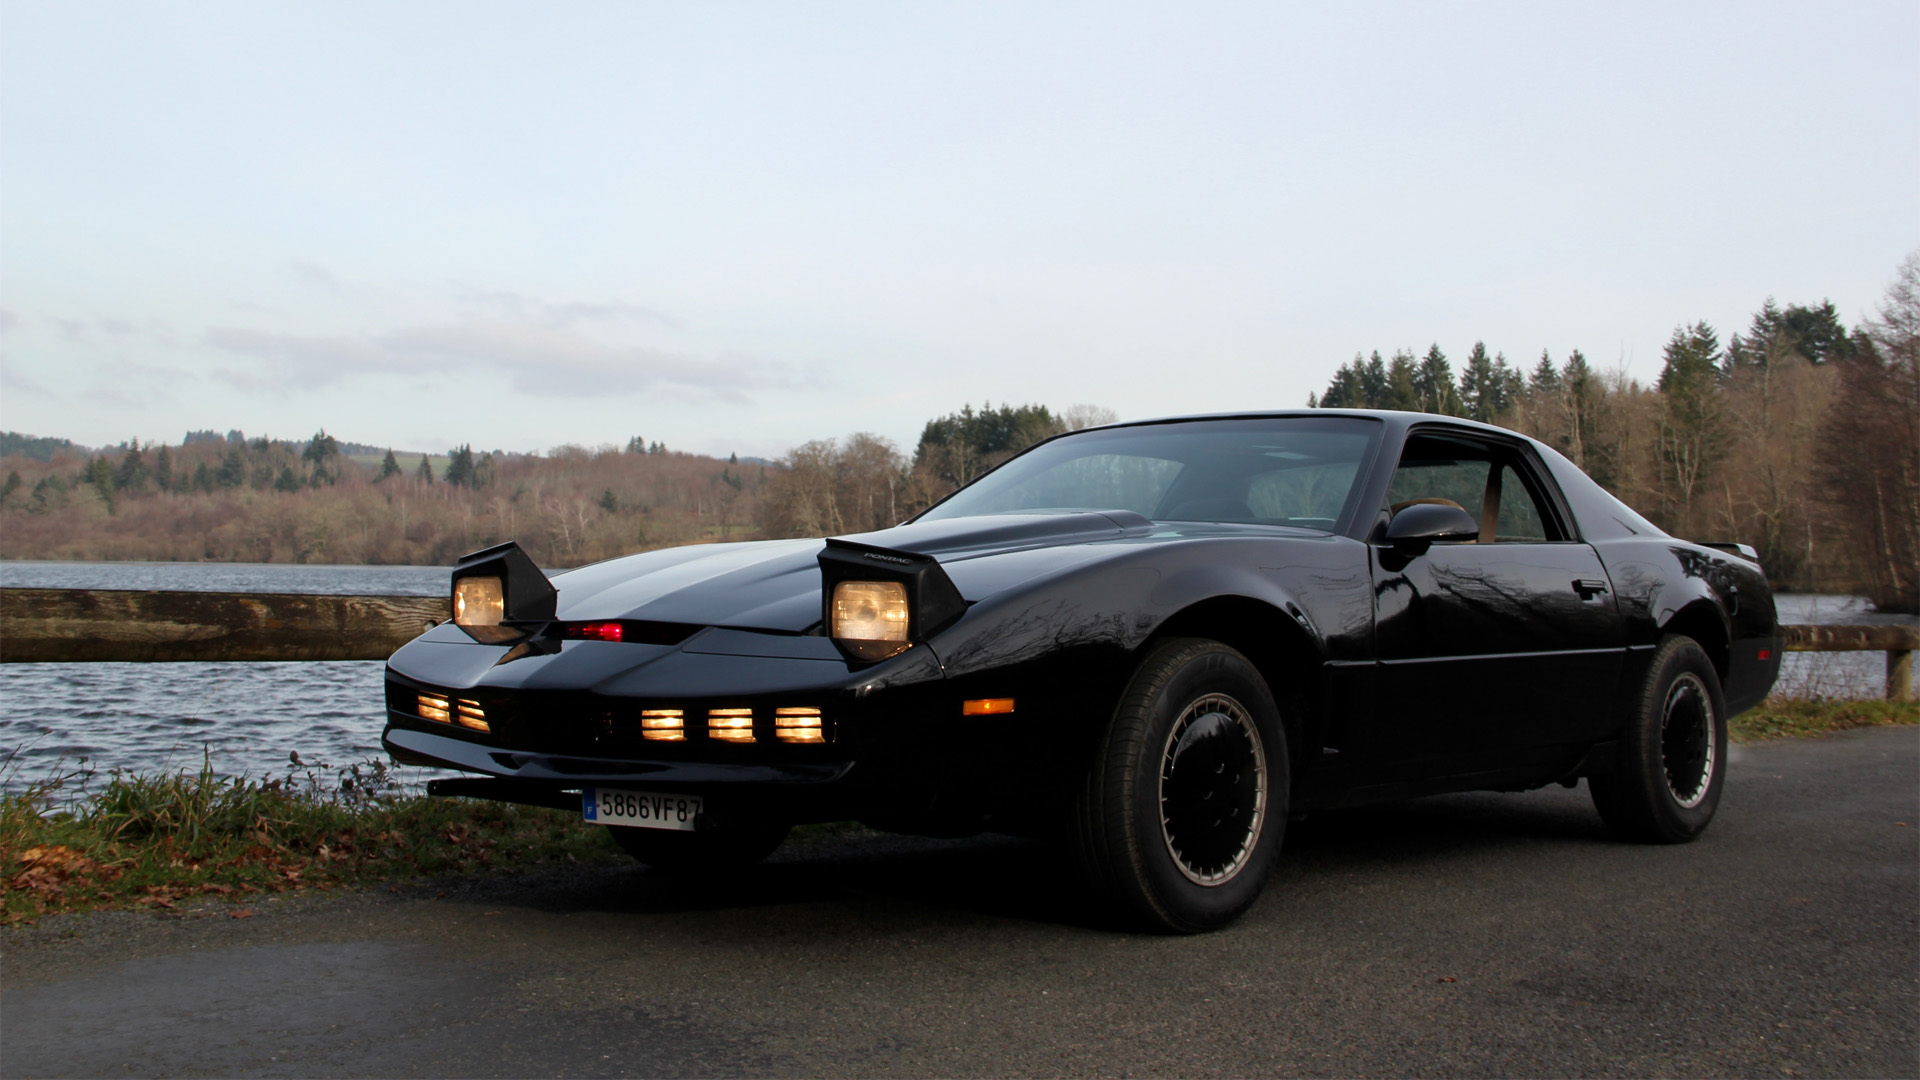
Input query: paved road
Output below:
<box><xmin>5</xmin><ymin>726</ymin><xmax>1916</xmax><ymax>1078</ymax></box>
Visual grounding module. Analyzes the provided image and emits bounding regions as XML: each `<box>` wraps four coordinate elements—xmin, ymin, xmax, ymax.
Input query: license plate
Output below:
<box><xmin>583</xmin><ymin>786</ymin><xmax>703</xmax><ymax>831</ymax></box>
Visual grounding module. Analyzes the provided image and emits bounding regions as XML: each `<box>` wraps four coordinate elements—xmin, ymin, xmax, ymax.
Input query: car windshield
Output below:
<box><xmin>918</xmin><ymin>417</ymin><xmax>1381</xmax><ymax>532</ymax></box>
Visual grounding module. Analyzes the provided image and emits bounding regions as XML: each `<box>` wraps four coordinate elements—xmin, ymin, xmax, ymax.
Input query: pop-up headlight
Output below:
<box><xmin>831</xmin><ymin>581</ymin><xmax>911</xmax><ymax>660</ymax></box>
<box><xmin>818</xmin><ymin>538</ymin><xmax>965</xmax><ymax>663</ymax></box>
<box><xmin>450</xmin><ymin>541</ymin><xmax>557</xmax><ymax>643</ymax></box>
<box><xmin>454</xmin><ymin>577</ymin><xmax>505</xmax><ymax>627</ymax></box>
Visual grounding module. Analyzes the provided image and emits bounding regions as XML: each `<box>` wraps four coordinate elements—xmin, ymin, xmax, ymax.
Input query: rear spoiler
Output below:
<box><xmin>1697</xmin><ymin>542</ymin><xmax>1759</xmax><ymax>562</ymax></box>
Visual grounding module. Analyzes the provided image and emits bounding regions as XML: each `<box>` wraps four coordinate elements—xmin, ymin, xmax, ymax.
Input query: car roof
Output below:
<box><xmin>1074</xmin><ymin>409</ymin><xmax>1525</xmax><ymax>442</ymax></box>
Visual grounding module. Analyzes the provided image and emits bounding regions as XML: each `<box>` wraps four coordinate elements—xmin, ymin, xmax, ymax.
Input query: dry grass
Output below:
<box><xmin>1730</xmin><ymin>697</ymin><xmax>1919</xmax><ymax>742</ymax></box>
<box><xmin>1</xmin><ymin>752</ymin><xmax>623</xmax><ymax>925</ymax></box>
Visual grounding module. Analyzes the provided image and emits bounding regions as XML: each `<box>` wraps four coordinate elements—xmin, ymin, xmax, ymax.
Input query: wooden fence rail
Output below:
<box><xmin>0</xmin><ymin>588</ymin><xmax>448</xmax><ymax>663</ymax></box>
<box><xmin>0</xmin><ymin>588</ymin><xmax>1914</xmax><ymax>700</ymax></box>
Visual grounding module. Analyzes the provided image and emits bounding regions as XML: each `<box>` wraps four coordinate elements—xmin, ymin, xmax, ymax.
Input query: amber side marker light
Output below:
<box><xmin>963</xmin><ymin>698</ymin><xmax>1015</xmax><ymax>716</ymax></box>
<box><xmin>775</xmin><ymin>706</ymin><xmax>824</xmax><ymax>744</ymax></box>
<box><xmin>641</xmin><ymin>709</ymin><xmax>685</xmax><ymax>741</ymax></box>
<box><xmin>709</xmin><ymin>708</ymin><xmax>755</xmax><ymax>742</ymax></box>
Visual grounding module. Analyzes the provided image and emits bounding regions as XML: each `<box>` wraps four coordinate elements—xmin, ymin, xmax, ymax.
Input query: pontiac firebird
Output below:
<box><xmin>383</xmin><ymin>410</ymin><xmax>1780</xmax><ymax>932</ymax></box>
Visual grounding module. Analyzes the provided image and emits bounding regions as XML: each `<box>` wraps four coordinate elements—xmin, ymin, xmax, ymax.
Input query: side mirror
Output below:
<box><xmin>1384</xmin><ymin>502</ymin><xmax>1479</xmax><ymax>556</ymax></box>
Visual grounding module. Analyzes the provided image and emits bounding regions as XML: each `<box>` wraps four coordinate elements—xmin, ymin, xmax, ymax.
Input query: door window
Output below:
<box><xmin>1387</xmin><ymin>434</ymin><xmax>1563</xmax><ymax>542</ymax></box>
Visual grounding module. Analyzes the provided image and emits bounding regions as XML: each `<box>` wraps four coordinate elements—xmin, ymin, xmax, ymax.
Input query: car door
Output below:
<box><xmin>1365</xmin><ymin>429</ymin><xmax>1625</xmax><ymax>774</ymax></box>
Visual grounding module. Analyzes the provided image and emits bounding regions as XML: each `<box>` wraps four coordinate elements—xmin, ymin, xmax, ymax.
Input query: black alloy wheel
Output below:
<box><xmin>1070</xmin><ymin>638</ymin><xmax>1289</xmax><ymax>933</ymax></box>
<box><xmin>1159</xmin><ymin>692</ymin><xmax>1268</xmax><ymax>885</ymax></box>
<box><xmin>1590</xmin><ymin>635</ymin><xmax>1728</xmax><ymax>843</ymax></box>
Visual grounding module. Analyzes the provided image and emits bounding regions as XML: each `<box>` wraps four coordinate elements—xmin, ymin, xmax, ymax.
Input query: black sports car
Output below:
<box><xmin>383</xmin><ymin>410</ymin><xmax>1780</xmax><ymax>932</ymax></box>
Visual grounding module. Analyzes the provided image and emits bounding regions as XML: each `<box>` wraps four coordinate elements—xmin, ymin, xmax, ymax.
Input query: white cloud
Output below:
<box><xmin>456</xmin><ymin>289</ymin><xmax>685</xmax><ymax>332</ymax></box>
<box><xmin>0</xmin><ymin>361</ymin><xmax>54</xmax><ymax>398</ymax></box>
<box><xmin>205</xmin><ymin>317</ymin><xmax>817</xmax><ymax>402</ymax></box>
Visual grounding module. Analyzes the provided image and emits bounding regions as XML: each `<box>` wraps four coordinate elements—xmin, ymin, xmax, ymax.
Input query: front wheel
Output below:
<box><xmin>1590</xmin><ymin>635</ymin><xmax>1728</xmax><ymax>843</ymax></box>
<box><xmin>1069</xmin><ymin>638</ymin><xmax>1289</xmax><ymax>933</ymax></box>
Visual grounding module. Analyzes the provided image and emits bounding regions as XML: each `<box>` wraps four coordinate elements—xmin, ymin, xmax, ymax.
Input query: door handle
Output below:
<box><xmin>1573</xmin><ymin>578</ymin><xmax>1609</xmax><ymax>601</ymax></box>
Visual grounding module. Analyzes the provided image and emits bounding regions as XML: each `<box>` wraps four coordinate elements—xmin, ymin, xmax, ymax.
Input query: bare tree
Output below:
<box><xmin>1817</xmin><ymin>252</ymin><xmax>1920</xmax><ymax>611</ymax></box>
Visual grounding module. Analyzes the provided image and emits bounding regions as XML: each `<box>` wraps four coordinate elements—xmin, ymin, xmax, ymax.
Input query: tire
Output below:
<box><xmin>1070</xmin><ymin>638</ymin><xmax>1289</xmax><ymax>933</ymax></box>
<box><xmin>1590</xmin><ymin>635</ymin><xmax>1728</xmax><ymax>844</ymax></box>
<box><xmin>609</xmin><ymin>819</ymin><xmax>791</xmax><ymax>873</ymax></box>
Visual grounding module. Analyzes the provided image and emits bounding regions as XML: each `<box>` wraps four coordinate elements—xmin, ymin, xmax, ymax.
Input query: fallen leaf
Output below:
<box><xmin>1437</xmin><ymin>977</ymin><xmax>1457</xmax><ymax>984</ymax></box>
<box><xmin>230</xmin><ymin>909</ymin><xmax>254</xmax><ymax>919</ymax></box>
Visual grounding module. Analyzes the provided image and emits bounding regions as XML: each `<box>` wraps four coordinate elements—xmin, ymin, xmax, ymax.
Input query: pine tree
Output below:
<box><xmin>416</xmin><ymin>455</ymin><xmax>435</xmax><ymax>484</ymax></box>
<box><xmin>1457</xmin><ymin>342</ymin><xmax>1500</xmax><ymax>422</ymax></box>
<box><xmin>444</xmin><ymin>445</ymin><xmax>475</xmax><ymax>488</ymax></box>
<box><xmin>84</xmin><ymin>456</ymin><xmax>116</xmax><ymax>513</ymax></box>
<box><xmin>1318</xmin><ymin>358</ymin><xmax>1365</xmax><ymax>408</ymax></box>
<box><xmin>153</xmin><ymin>445</ymin><xmax>174</xmax><ymax>493</ymax></box>
<box><xmin>1497</xmin><ymin>354</ymin><xmax>1524</xmax><ymax>410</ymax></box>
<box><xmin>114</xmin><ymin>441</ymin><xmax>149</xmax><ymax>493</ymax></box>
<box><xmin>1360</xmin><ymin>351</ymin><xmax>1389</xmax><ymax>407</ymax></box>
<box><xmin>193</xmin><ymin>461</ymin><xmax>215</xmax><ymax>493</ymax></box>
<box><xmin>1414</xmin><ymin>345</ymin><xmax>1464</xmax><ymax>415</ymax></box>
<box><xmin>302</xmin><ymin>429</ymin><xmax>342</xmax><ymax>486</ymax></box>
<box><xmin>0</xmin><ymin>469</ymin><xmax>20</xmax><ymax>509</ymax></box>
<box><xmin>1656</xmin><ymin>322</ymin><xmax>1727</xmax><ymax>523</ymax></box>
<box><xmin>1529</xmin><ymin>349</ymin><xmax>1561</xmax><ymax>393</ymax></box>
<box><xmin>218</xmin><ymin>447</ymin><xmax>247</xmax><ymax>488</ymax></box>
<box><xmin>377</xmin><ymin>449</ymin><xmax>401</xmax><ymax>482</ymax></box>
<box><xmin>1384</xmin><ymin>351</ymin><xmax>1420</xmax><ymax>411</ymax></box>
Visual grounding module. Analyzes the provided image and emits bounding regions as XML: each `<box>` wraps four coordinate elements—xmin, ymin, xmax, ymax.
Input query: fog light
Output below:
<box><xmin>454</xmin><ymin>698</ymin><xmax>489</xmax><ymax>732</ymax></box>
<box><xmin>708</xmin><ymin>708</ymin><xmax>754</xmax><ymax>743</ymax></box>
<box><xmin>775</xmin><ymin>706</ymin><xmax>824</xmax><ymax>744</ymax></box>
<box><xmin>641</xmin><ymin>708</ymin><xmax>685</xmax><ymax>741</ymax></box>
<box><xmin>417</xmin><ymin>693</ymin><xmax>451</xmax><ymax>723</ymax></box>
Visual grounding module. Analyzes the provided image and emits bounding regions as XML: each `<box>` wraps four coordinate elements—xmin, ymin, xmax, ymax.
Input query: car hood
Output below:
<box><xmin>549</xmin><ymin>511</ymin><xmax>1168</xmax><ymax>632</ymax></box>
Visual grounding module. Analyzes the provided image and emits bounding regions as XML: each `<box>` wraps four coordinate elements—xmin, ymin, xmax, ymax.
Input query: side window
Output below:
<box><xmin>1387</xmin><ymin>433</ymin><xmax>1565</xmax><ymax>543</ymax></box>
<box><xmin>1494</xmin><ymin>464</ymin><xmax>1550</xmax><ymax>541</ymax></box>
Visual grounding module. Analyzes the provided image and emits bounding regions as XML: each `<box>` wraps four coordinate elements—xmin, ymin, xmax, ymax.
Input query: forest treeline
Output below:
<box><xmin>3</xmin><ymin>255</ymin><xmax>1912</xmax><ymax>610</ymax></box>
<box><xmin>1306</xmin><ymin>253</ymin><xmax>1919</xmax><ymax>612</ymax></box>
<box><xmin>0</xmin><ymin>403</ymin><xmax>1115</xmax><ymax>571</ymax></box>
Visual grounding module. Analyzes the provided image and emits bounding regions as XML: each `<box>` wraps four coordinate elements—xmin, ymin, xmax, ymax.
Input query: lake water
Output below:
<box><xmin>3</xmin><ymin>562</ymin><xmax>452</xmax><ymax>795</ymax></box>
<box><xmin>2</xmin><ymin>561</ymin><xmax>1914</xmax><ymax>793</ymax></box>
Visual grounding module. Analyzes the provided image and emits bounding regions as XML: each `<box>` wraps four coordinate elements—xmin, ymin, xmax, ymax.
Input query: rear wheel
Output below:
<box><xmin>1070</xmin><ymin>638</ymin><xmax>1289</xmax><ymax>933</ymax></box>
<box><xmin>1590</xmin><ymin>635</ymin><xmax>1727</xmax><ymax>843</ymax></box>
<box><xmin>609</xmin><ymin>819</ymin><xmax>791</xmax><ymax>872</ymax></box>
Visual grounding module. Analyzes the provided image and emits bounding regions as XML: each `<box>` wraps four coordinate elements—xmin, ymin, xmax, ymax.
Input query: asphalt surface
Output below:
<box><xmin>4</xmin><ymin>725</ymin><xmax>1916</xmax><ymax>1079</ymax></box>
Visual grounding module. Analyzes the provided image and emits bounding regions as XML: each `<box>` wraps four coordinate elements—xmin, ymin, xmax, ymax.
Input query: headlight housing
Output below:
<box><xmin>817</xmin><ymin>537</ymin><xmax>966</xmax><ymax>663</ymax></box>
<box><xmin>831</xmin><ymin>581</ymin><xmax>911</xmax><ymax>660</ymax></box>
<box><xmin>449</xmin><ymin>541</ymin><xmax>557</xmax><ymax>643</ymax></box>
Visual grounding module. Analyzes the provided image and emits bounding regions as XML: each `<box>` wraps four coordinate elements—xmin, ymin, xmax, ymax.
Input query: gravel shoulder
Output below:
<box><xmin>5</xmin><ymin>726</ymin><xmax>1916</xmax><ymax>1078</ymax></box>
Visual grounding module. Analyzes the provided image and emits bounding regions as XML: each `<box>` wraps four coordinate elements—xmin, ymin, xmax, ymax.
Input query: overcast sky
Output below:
<box><xmin>2</xmin><ymin>2</ymin><xmax>1915</xmax><ymax>460</ymax></box>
